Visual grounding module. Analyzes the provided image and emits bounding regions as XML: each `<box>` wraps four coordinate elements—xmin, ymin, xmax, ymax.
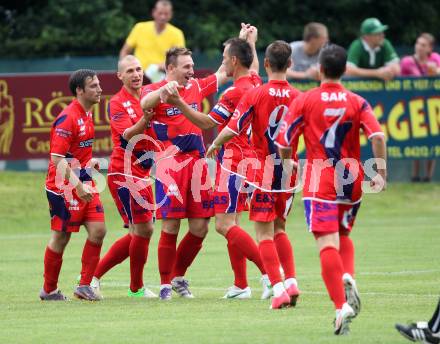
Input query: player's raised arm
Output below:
<box><xmin>239</xmin><ymin>23</ymin><xmax>259</xmax><ymax>74</ymax></box>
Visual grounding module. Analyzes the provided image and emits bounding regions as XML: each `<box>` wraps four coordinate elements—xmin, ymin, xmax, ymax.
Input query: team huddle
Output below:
<box><xmin>40</xmin><ymin>24</ymin><xmax>387</xmax><ymax>336</ymax></box>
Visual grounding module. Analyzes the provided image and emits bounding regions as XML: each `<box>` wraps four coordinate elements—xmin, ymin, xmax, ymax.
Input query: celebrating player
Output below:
<box><xmin>276</xmin><ymin>44</ymin><xmax>387</xmax><ymax>334</ymax></box>
<box><xmin>91</xmin><ymin>55</ymin><xmax>157</xmax><ymax>298</ymax></box>
<box><xmin>40</xmin><ymin>69</ymin><xmax>106</xmax><ymax>301</ymax></box>
<box><xmin>206</xmin><ymin>40</ymin><xmax>301</xmax><ymax>309</ymax></box>
<box><xmin>140</xmin><ymin>47</ymin><xmax>228</xmax><ymax>300</ymax></box>
<box><xmin>160</xmin><ymin>24</ymin><xmax>271</xmax><ymax>299</ymax></box>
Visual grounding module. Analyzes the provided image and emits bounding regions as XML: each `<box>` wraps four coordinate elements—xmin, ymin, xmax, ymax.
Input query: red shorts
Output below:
<box><xmin>155</xmin><ymin>154</ymin><xmax>214</xmax><ymax>219</ymax></box>
<box><xmin>303</xmin><ymin>199</ymin><xmax>361</xmax><ymax>235</ymax></box>
<box><xmin>108</xmin><ymin>174</ymin><xmax>154</xmax><ymax>228</ymax></box>
<box><xmin>213</xmin><ymin>164</ymin><xmax>249</xmax><ymax>214</ymax></box>
<box><xmin>46</xmin><ymin>188</ymin><xmax>104</xmax><ymax>232</ymax></box>
<box><xmin>249</xmin><ymin>189</ymin><xmax>294</xmax><ymax>222</ymax></box>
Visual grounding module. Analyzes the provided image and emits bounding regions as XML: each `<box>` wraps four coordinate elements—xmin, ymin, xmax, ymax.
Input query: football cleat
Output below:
<box><xmin>39</xmin><ymin>288</ymin><xmax>68</xmax><ymax>301</ymax></box>
<box><xmin>171</xmin><ymin>277</ymin><xmax>194</xmax><ymax>298</ymax></box>
<box><xmin>395</xmin><ymin>322</ymin><xmax>440</xmax><ymax>344</ymax></box>
<box><xmin>261</xmin><ymin>275</ymin><xmax>273</xmax><ymax>300</ymax></box>
<box><xmin>334</xmin><ymin>303</ymin><xmax>355</xmax><ymax>335</ymax></box>
<box><xmin>128</xmin><ymin>286</ymin><xmax>158</xmax><ymax>298</ymax></box>
<box><xmin>90</xmin><ymin>277</ymin><xmax>103</xmax><ymax>299</ymax></box>
<box><xmin>343</xmin><ymin>273</ymin><xmax>361</xmax><ymax>317</ymax></box>
<box><xmin>74</xmin><ymin>285</ymin><xmax>102</xmax><ymax>301</ymax></box>
<box><xmin>222</xmin><ymin>286</ymin><xmax>252</xmax><ymax>299</ymax></box>
<box><xmin>270</xmin><ymin>291</ymin><xmax>291</xmax><ymax>310</ymax></box>
<box><xmin>159</xmin><ymin>285</ymin><xmax>172</xmax><ymax>301</ymax></box>
<box><xmin>286</xmin><ymin>283</ymin><xmax>300</xmax><ymax>307</ymax></box>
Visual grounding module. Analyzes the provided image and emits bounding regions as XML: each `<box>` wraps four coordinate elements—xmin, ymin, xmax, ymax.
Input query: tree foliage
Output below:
<box><xmin>1</xmin><ymin>0</ymin><xmax>439</xmax><ymax>58</ymax></box>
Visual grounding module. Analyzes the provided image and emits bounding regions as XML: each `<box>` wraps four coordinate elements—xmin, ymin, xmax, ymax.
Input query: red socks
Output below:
<box><xmin>227</xmin><ymin>243</ymin><xmax>247</xmax><ymax>289</ymax></box>
<box><xmin>274</xmin><ymin>231</ymin><xmax>296</xmax><ymax>279</ymax></box>
<box><xmin>94</xmin><ymin>233</ymin><xmax>131</xmax><ymax>279</ymax></box>
<box><xmin>158</xmin><ymin>231</ymin><xmax>177</xmax><ymax>284</ymax></box>
<box><xmin>226</xmin><ymin>225</ymin><xmax>266</xmax><ymax>274</ymax></box>
<box><xmin>172</xmin><ymin>232</ymin><xmax>204</xmax><ymax>278</ymax></box>
<box><xmin>129</xmin><ymin>234</ymin><xmax>150</xmax><ymax>292</ymax></box>
<box><xmin>43</xmin><ymin>246</ymin><xmax>63</xmax><ymax>293</ymax></box>
<box><xmin>319</xmin><ymin>246</ymin><xmax>346</xmax><ymax>309</ymax></box>
<box><xmin>259</xmin><ymin>240</ymin><xmax>282</xmax><ymax>286</ymax></box>
<box><xmin>339</xmin><ymin>235</ymin><xmax>355</xmax><ymax>276</ymax></box>
<box><xmin>79</xmin><ymin>240</ymin><xmax>102</xmax><ymax>286</ymax></box>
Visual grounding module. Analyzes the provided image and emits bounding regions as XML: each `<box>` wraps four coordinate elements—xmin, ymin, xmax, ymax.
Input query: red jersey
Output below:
<box><xmin>227</xmin><ymin>80</ymin><xmax>301</xmax><ymax>191</ymax></box>
<box><xmin>46</xmin><ymin>99</ymin><xmax>95</xmax><ymax>191</ymax></box>
<box><xmin>141</xmin><ymin>74</ymin><xmax>218</xmax><ymax>157</ymax></box>
<box><xmin>276</xmin><ymin>82</ymin><xmax>384</xmax><ymax>203</ymax></box>
<box><xmin>108</xmin><ymin>86</ymin><xmax>157</xmax><ymax>179</ymax></box>
<box><xmin>208</xmin><ymin>72</ymin><xmax>262</xmax><ymax>173</ymax></box>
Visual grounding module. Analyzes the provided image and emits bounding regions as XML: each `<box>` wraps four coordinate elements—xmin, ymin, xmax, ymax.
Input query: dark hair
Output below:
<box><xmin>303</xmin><ymin>22</ymin><xmax>328</xmax><ymax>42</ymax></box>
<box><xmin>68</xmin><ymin>69</ymin><xmax>97</xmax><ymax>96</ymax></box>
<box><xmin>319</xmin><ymin>44</ymin><xmax>347</xmax><ymax>79</ymax></box>
<box><xmin>223</xmin><ymin>38</ymin><xmax>253</xmax><ymax>69</ymax></box>
<box><xmin>265</xmin><ymin>40</ymin><xmax>292</xmax><ymax>72</ymax></box>
<box><xmin>165</xmin><ymin>47</ymin><xmax>192</xmax><ymax>68</ymax></box>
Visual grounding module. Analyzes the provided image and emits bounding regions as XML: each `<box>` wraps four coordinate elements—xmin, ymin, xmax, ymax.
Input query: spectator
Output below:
<box><xmin>119</xmin><ymin>0</ymin><xmax>185</xmax><ymax>82</ymax></box>
<box><xmin>401</xmin><ymin>33</ymin><xmax>440</xmax><ymax>182</ymax></box>
<box><xmin>346</xmin><ymin>18</ymin><xmax>400</xmax><ymax>80</ymax></box>
<box><xmin>286</xmin><ymin>22</ymin><xmax>328</xmax><ymax>80</ymax></box>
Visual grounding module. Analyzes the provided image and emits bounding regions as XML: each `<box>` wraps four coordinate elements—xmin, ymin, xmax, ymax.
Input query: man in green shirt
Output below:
<box><xmin>346</xmin><ymin>18</ymin><xmax>400</xmax><ymax>80</ymax></box>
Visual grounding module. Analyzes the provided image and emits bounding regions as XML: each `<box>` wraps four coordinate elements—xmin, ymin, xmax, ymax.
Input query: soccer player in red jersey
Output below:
<box><xmin>160</xmin><ymin>25</ymin><xmax>270</xmax><ymax>299</ymax></box>
<box><xmin>40</xmin><ymin>69</ymin><xmax>106</xmax><ymax>301</ymax></box>
<box><xmin>91</xmin><ymin>55</ymin><xmax>158</xmax><ymax>298</ymax></box>
<box><xmin>141</xmin><ymin>47</ymin><xmax>228</xmax><ymax>300</ymax></box>
<box><xmin>276</xmin><ymin>44</ymin><xmax>387</xmax><ymax>334</ymax></box>
<box><xmin>206</xmin><ymin>41</ymin><xmax>302</xmax><ymax>309</ymax></box>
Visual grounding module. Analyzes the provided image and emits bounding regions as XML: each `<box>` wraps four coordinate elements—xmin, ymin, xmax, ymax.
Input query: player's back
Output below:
<box><xmin>230</xmin><ymin>79</ymin><xmax>300</xmax><ymax>191</ymax></box>
<box><xmin>299</xmin><ymin>82</ymin><xmax>367</xmax><ymax>163</ymax></box>
<box><xmin>249</xmin><ymin>80</ymin><xmax>300</xmax><ymax>160</ymax></box>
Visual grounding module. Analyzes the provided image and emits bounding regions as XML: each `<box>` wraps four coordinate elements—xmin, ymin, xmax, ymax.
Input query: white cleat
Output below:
<box><xmin>143</xmin><ymin>287</ymin><xmax>158</xmax><ymax>298</ymax></box>
<box><xmin>222</xmin><ymin>286</ymin><xmax>252</xmax><ymax>299</ymax></box>
<box><xmin>334</xmin><ymin>303</ymin><xmax>356</xmax><ymax>335</ymax></box>
<box><xmin>90</xmin><ymin>276</ymin><xmax>102</xmax><ymax>299</ymax></box>
<box><xmin>260</xmin><ymin>274</ymin><xmax>273</xmax><ymax>300</ymax></box>
<box><xmin>343</xmin><ymin>273</ymin><xmax>361</xmax><ymax>317</ymax></box>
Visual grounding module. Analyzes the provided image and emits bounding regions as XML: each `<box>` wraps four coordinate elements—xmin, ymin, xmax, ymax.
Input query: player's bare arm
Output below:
<box><xmin>51</xmin><ymin>154</ymin><xmax>93</xmax><ymax>202</ymax></box>
<box><xmin>141</xmin><ymin>81</ymin><xmax>180</xmax><ymax>109</ymax></box>
<box><xmin>160</xmin><ymin>89</ymin><xmax>217</xmax><ymax>130</ymax></box>
<box><xmin>206</xmin><ymin>127</ymin><xmax>237</xmax><ymax>158</ymax></box>
<box><xmin>370</xmin><ymin>134</ymin><xmax>387</xmax><ymax>191</ymax></box>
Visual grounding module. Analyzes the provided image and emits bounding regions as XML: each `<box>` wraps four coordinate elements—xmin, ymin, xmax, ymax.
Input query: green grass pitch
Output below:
<box><xmin>0</xmin><ymin>171</ymin><xmax>439</xmax><ymax>343</ymax></box>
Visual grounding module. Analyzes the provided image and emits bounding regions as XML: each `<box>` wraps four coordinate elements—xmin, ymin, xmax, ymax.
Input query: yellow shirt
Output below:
<box><xmin>126</xmin><ymin>21</ymin><xmax>185</xmax><ymax>70</ymax></box>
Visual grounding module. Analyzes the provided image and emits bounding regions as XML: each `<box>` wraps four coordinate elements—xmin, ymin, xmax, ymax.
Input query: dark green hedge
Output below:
<box><xmin>1</xmin><ymin>0</ymin><xmax>439</xmax><ymax>58</ymax></box>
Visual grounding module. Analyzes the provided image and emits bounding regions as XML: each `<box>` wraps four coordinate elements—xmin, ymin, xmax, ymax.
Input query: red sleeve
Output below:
<box><xmin>227</xmin><ymin>90</ymin><xmax>254</xmax><ymax>135</ymax></box>
<box><xmin>195</xmin><ymin>74</ymin><xmax>218</xmax><ymax>98</ymax></box>
<box><xmin>208</xmin><ymin>86</ymin><xmax>240</xmax><ymax>125</ymax></box>
<box><xmin>51</xmin><ymin>113</ymin><xmax>76</xmax><ymax>157</ymax></box>
<box><xmin>358</xmin><ymin>97</ymin><xmax>384</xmax><ymax>139</ymax></box>
<box><xmin>276</xmin><ymin>95</ymin><xmax>305</xmax><ymax>148</ymax></box>
<box><xmin>109</xmin><ymin>100</ymin><xmax>134</xmax><ymax>137</ymax></box>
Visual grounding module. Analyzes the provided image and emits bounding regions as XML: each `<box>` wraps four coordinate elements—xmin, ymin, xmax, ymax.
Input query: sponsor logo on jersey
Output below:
<box><xmin>79</xmin><ymin>138</ymin><xmax>94</xmax><ymax>147</ymax></box>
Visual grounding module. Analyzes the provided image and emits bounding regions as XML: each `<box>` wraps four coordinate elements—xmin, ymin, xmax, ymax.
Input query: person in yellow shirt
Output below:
<box><xmin>120</xmin><ymin>0</ymin><xmax>185</xmax><ymax>82</ymax></box>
